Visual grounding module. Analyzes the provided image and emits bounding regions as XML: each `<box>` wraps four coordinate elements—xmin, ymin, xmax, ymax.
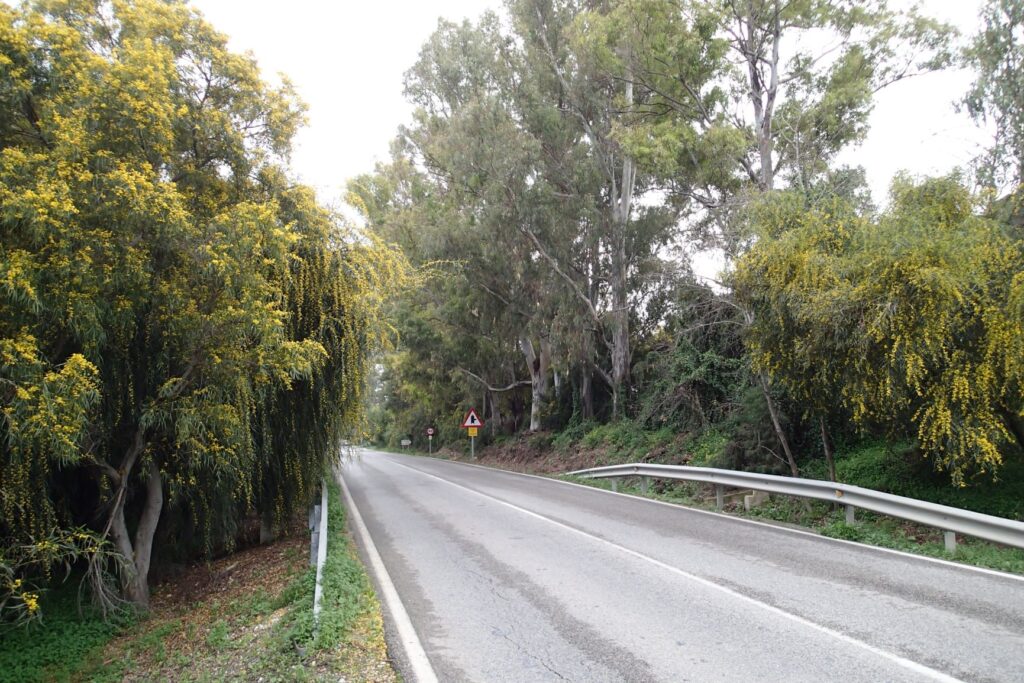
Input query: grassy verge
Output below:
<box><xmin>564</xmin><ymin>475</ymin><xmax>1024</xmax><ymax>575</ymax></box>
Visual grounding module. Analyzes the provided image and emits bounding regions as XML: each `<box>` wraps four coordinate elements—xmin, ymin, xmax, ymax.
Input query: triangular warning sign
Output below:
<box><xmin>461</xmin><ymin>408</ymin><xmax>484</xmax><ymax>428</ymax></box>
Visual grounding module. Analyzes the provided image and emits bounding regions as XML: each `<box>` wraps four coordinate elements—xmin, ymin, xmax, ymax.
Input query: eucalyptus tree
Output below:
<box><xmin>570</xmin><ymin>0</ymin><xmax>952</xmax><ymax>471</ymax></box>
<box><xmin>379</xmin><ymin>13</ymin><xmax>583</xmax><ymax>430</ymax></box>
<box><xmin>349</xmin><ymin>141</ymin><xmax>545</xmax><ymax>433</ymax></box>
<box><xmin>963</xmin><ymin>0</ymin><xmax>1024</xmax><ymax>190</ymax></box>
<box><xmin>596</xmin><ymin>0</ymin><xmax>954</xmax><ymax>214</ymax></box>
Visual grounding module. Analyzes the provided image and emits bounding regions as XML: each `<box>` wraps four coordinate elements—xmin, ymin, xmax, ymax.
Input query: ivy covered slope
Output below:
<box><xmin>0</xmin><ymin>0</ymin><xmax>410</xmax><ymax>619</ymax></box>
<box><xmin>363</xmin><ymin>0</ymin><xmax>1024</xmax><ymax>508</ymax></box>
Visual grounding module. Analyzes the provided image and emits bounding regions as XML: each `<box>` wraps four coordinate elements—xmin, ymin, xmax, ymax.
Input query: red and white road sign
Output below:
<box><xmin>461</xmin><ymin>408</ymin><xmax>484</xmax><ymax>428</ymax></box>
<box><xmin>426</xmin><ymin>427</ymin><xmax>435</xmax><ymax>436</ymax></box>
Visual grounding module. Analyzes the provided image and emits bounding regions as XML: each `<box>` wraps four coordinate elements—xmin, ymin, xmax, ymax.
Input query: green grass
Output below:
<box><xmin>18</xmin><ymin>484</ymin><xmax>394</xmax><ymax>683</ymax></box>
<box><xmin>0</xmin><ymin>580</ymin><xmax>133</xmax><ymax>683</ymax></box>
<box><xmin>271</xmin><ymin>476</ymin><xmax>375</xmax><ymax>654</ymax></box>
<box><xmin>312</xmin><ymin>478</ymin><xmax>374</xmax><ymax>649</ymax></box>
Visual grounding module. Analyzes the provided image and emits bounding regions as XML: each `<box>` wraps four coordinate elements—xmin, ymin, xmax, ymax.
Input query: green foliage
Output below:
<box><xmin>573</xmin><ymin>420</ymin><xmax>675</xmax><ymax>464</ymax></box>
<box><xmin>0</xmin><ymin>526</ymin><xmax>125</xmax><ymax>625</ymax></box>
<box><xmin>0</xmin><ymin>0</ymin><xmax>411</xmax><ymax>612</ymax></box>
<box><xmin>633</xmin><ymin>285</ymin><xmax>745</xmax><ymax>431</ymax></box>
<box><xmin>276</xmin><ymin>478</ymin><xmax>370</xmax><ymax>653</ymax></box>
<box><xmin>832</xmin><ymin>441</ymin><xmax>1024</xmax><ymax>521</ymax></box>
<box><xmin>963</xmin><ymin>0</ymin><xmax>1024</xmax><ymax>187</ymax></box>
<box><xmin>832</xmin><ymin>442</ymin><xmax>918</xmax><ymax>493</ymax></box>
<box><xmin>735</xmin><ymin>176</ymin><xmax>1024</xmax><ymax>483</ymax></box>
<box><xmin>204</xmin><ymin>619</ymin><xmax>230</xmax><ymax>650</ymax></box>
<box><xmin>551</xmin><ymin>419</ymin><xmax>598</xmax><ymax>452</ymax></box>
<box><xmin>313</xmin><ymin>479</ymin><xmax>371</xmax><ymax>650</ymax></box>
<box><xmin>0</xmin><ymin>579</ymin><xmax>132</xmax><ymax>683</ymax></box>
<box><xmin>819</xmin><ymin>514</ymin><xmax>1024</xmax><ymax>574</ymax></box>
<box><xmin>685</xmin><ymin>429</ymin><xmax>728</xmax><ymax>467</ymax></box>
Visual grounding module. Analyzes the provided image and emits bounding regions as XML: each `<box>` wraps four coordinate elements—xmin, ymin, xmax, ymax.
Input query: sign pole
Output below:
<box><xmin>461</xmin><ymin>409</ymin><xmax>484</xmax><ymax>461</ymax></box>
<box><xmin>428</xmin><ymin>434</ymin><xmax>432</xmax><ymax>455</ymax></box>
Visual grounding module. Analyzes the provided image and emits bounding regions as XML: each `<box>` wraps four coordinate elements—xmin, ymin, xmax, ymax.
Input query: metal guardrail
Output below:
<box><xmin>567</xmin><ymin>463</ymin><xmax>1024</xmax><ymax>552</ymax></box>
<box><xmin>312</xmin><ymin>480</ymin><xmax>329</xmax><ymax>628</ymax></box>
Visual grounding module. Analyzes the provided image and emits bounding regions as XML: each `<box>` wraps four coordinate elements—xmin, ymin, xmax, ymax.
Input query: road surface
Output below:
<box><xmin>339</xmin><ymin>449</ymin><xmax>1024</xmax><ymax>682</ymax></box>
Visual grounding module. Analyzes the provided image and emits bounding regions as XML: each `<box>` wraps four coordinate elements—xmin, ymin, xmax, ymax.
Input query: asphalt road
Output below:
<box><xmin>339</xmin><ymin>449</ymin><xmax>1024</xmax><ymax>683</ymax></box>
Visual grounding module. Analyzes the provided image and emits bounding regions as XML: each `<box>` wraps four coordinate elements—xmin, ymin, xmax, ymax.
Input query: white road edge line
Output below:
<box><xmin>415</xmin><ymin>453</ymin><xmax>1024</xmax><ymax>583</ymax></box>
<box><xmin>384</xmin><ymin>456</ymin><xmax>964</xmax><ymax>683</ymax></box>
<box><xmin>336</xmin><ymin>469</ymin><xmax>439</xmax><ymax>683</ymax></box>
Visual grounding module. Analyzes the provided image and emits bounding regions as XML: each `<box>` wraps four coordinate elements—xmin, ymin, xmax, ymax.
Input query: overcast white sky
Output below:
<box><xmin>189</xmin><ymin>0</ymin><xmax>990</xmax><ymax>211</ymax></box>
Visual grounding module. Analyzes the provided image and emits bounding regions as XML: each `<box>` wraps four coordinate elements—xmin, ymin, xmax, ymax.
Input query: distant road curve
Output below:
<box><xmin>340</xmin><ymin>449</ymin><xmax>1024</xmax><ymax>683</ymax></box>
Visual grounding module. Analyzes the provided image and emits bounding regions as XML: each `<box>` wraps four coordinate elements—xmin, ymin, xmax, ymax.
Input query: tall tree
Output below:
<box><xmin>575</xmin><ymin>0</ymin><xmax>951</xmax><ymax>472</ymax></box>
<box><xmin>0</xmin><ymin>0</ymin><xmax>404</xmax><ymax>611</ymax></box>
<box><xmin>963</xmin><ymin>0</ymin><xmax>1024</xmax><ymax>190</ymax></box>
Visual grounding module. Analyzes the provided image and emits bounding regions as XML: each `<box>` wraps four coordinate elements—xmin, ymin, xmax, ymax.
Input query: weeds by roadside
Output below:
<box><xmin>565</xmin><ymin>476</ymin><xmax>1024</xmax><ymax>575</ymax></box>
<box><xmin>0</xmin><ymin>581</ymin><xmax>133</xmax><ymax>683</ymax></box>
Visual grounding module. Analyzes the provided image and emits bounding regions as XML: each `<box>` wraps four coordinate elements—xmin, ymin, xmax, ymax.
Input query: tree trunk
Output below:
<box><xmin>742</xmin><ymin>0</ymin><xmax>780</xmax><ymax>192</ymax></box>
<box><xmin>520</xmin><ymin>333</ymin><xmax>550</xmax><ymax>432</ymax></box>
<box><xmin>260</xmin><ymin>516</ymin><xmax>276</xmax><ymax>544</ymax></box>
<box><xmin>609</xmin><ymin>248</ymin><xmax>629</xmax><ymax>419</ymax></box>
<box><xmin>607</xmin><ymin>64</ymin><xmax>636</xmax><ymax>419</ymax></box>
<box><xmin>490</xmin><ymin>389</ymin><xmax>502</xmax><ymax>436</ymax></box>
<box><xmin>110</xmin><ymin>457</ymin><xmax>163</xmax><ymax>610</ymax></box>
<box><xmin>759</xmin><ymin>372</ymin><xmax>799</xmax><ymax>477</ymax></box>
<box><xmin>820</xmin><ymin>416</ymin><xmax>836</xmax><ymax>483</ymax></box>
<box><xmin>581</xmin><ymin>366</ymin><xmax>594</xmax><ymax>420</ymax></box>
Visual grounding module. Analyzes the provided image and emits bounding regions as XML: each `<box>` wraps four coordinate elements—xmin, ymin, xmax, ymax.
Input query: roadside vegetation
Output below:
<box><xmin>574</xmin><ymin>474</ymin><xmax>1024</xmax><ymax>576</ymax></box>
<box><xmin>0</xmin><ymin>480</ymin><xmax>396</xmax><ymax>682</ymax></box>
<box><xmin>1</xmin><ymin>0</ymin><xmax>410</xmax><ymax>633</ymax></box>
<box><xmin>364</xmin><ymin>0</ymin><xmax>1024</xmax><ymax>551</ymax></box>
<box><xmin>4</xmin><ymin>0</ymin><xmax>1024</xmax><ymax>673</ymax></box>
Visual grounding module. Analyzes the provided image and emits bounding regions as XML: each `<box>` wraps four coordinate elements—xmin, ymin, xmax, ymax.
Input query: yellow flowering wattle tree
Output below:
<box><xmin>735</xmin><ymin>176</ymin><xmax>1024</xmax><ymax>485</ymax></box>
<box><xmin>0</xmin><ymin>0</ymin><xmax>409</xmax><ymax>616</ymax></box>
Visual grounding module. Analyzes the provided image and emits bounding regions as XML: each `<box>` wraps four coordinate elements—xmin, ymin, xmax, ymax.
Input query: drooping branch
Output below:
<box><xmin>458</xmin><ymin>367</ymin><xmax>531</xmax><ymax>393</ymax></box>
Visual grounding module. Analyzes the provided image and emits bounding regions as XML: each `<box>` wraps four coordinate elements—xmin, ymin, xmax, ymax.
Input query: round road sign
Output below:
<box><xmin>426</xmin><ymin>427</ymin><xmax>435</xmax><ymax>436</ymax></box>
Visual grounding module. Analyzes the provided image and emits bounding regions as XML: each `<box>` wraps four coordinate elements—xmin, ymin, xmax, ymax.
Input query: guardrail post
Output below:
<box><xmin>845</xmin><ymin>504</ymin><xmax>856</xmax><ymax>524</ymax></box>
<box><xmin>640</xmin><ymin>476</ymin><xmax>649</xmax><ymax>495</ymax></box>
<box><xmin>944</xmin><ymin>531</ymin><xmax>957</xmax><ymax>553</ymax></box>
<box><xmin>715</xmin><ymin>484</ymin><xmax>724</xmax><ymax>510</ymax></box>
<box><xmin>611</xmin><ymin>478</ymin><xmax>618</xmax><ymax>493</ymax></box>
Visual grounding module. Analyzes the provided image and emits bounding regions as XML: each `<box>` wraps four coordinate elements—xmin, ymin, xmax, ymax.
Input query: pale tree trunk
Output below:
<box><xmin>742</xmin><ymin>0</ymin><xmax>781</xmax><ymax>191</ymax></box>
<box><xmin>490</xmin><ymin>389</ymin><xmax>502</xmax><ymax>436</ymax></box>
<box><xmin>531</xmin><ymin>16</ymin><xmax>633</xmax><ymax>417</ymax></box>
<box><xmin>820</xmin><ymin>416</ymin><xmax>837</xmax><ymax>483</ymax></box>
<box><xmin>608</xmin><ymin>69</ymin><xmax>637</xmax><ymax>419</ymax></box>
<box><xmin>520</xmin><ymin>333</ymin><xmax>551</xmax><ymax>432</ymax></box>
<box><xmin>580</xmin><ymin>240</ymin><xmax>597</xmax><ymax>422</ymax></box>
<box><xmin>109</xmin><ymin>451</ymin><xmax>163</xmax><ymax>610</ymax></box>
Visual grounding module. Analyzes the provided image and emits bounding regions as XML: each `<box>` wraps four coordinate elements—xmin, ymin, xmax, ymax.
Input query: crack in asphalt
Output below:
<box><xmin>492</xmin><ymin>625</ymin><xmax>571</xmax><ymax>682</ymax></box>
